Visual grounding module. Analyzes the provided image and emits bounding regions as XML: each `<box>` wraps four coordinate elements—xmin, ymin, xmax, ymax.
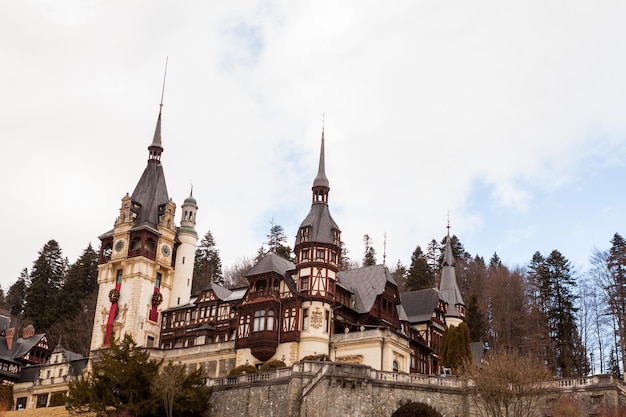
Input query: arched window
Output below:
<box><xmin>392</xmin><ymin>360</ymin><xmax>399</xmax><ymax>372</ymax></box>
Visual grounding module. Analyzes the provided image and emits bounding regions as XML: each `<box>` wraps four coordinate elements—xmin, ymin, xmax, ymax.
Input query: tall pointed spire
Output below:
<box><xmin>439</xmin><ymin>221</ymin><xmax>466</xmax><ymax>325</ymax></box>
<box><xmin>148</xmin><ymin>58</ymin><xmax>168</xmax><ymax>163</ymax></box>
<box><xmin>312</xmin><ymin>122</ymin><xmax>330</xmax><ymax>204</ymax></box>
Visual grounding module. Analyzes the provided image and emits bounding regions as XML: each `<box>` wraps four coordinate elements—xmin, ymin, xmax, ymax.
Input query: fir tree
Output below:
<box><xmin>606</xmin><ymin>232</ymin><xmax>626</xmax><ymax>374</ymax></box>
<box><xmin>404</xmin><ymin>245</ymin><xmax>435</xmax><ymax>291</ymax></box>
<box><xmin>362</xmin><ymin>234</ymin><xmax>377</xmax><ymax>266</ymax></box>
<box><xmin>23</xmin><ymin>240</ymin><xmax>67</xmax><ymax>331</ymax></box>
<box><xmin>6</xmin><ymin>269</ymin><xmax>28</xmax><ymax>318</ymax></box>
<box><xmin>465</xmin><ymin>292</ymin><xmax>485</xmax><ymax>342</ymax></box>
<box><xmin>265</xmin><ymin>219</ymin><xmax>293</xmax><ymax>261</ymax></box>
<box><xmin>56</xmin><ymin>243</ymin><xmax>98</xmax><ymax>320</ymax></box>
<box><xmin>67</xmin><ymin>334</ymin><xmax>162</xmax><ymax>416</ymax></box>
<box><xmin>192</xmin><ymin>230</ymin><xmax>224</xmax><ymax>292</ymax></box>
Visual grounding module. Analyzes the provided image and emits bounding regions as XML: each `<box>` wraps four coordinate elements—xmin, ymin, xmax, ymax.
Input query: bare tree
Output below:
<box><xmin>223</xmin><ymin>256</ymin><xmax>255</xmax><ymax>288</ymax></box>
<box><xmin>463</xmin><ymin>350</ymin><xmax>551</xmax><ymax>417</ymax></box>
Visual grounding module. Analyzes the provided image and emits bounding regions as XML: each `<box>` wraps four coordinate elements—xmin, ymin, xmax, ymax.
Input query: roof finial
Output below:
<box><xmin>383</xmin><ymin>231</ymin><xmax>387</xmax><ymax>266</ymax></box>
<box><xmin>160</xmin><ymin>56</ymin><xmax>168</xmax><ymax>108</ymax></box>
<box><xmin>446</xmin><ymin>210</ymin><xmax>451</xmax><ymax>237</ymax></box>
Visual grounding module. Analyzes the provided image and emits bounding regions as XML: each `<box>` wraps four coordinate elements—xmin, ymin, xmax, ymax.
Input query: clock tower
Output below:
<box><xmin>90</xmin><ymin>103</ymin><xmax>197</xmax><ymax>351</ymax></box>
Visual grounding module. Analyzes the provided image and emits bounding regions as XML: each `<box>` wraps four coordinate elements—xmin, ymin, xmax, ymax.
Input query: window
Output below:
<box><xmin>58</xmin><ymin>369</ymin><xmax>63</xmax><ymax>377</ymax></box>
<box><xmin>324</xmin><ymin>310</ymin><xmax>330</xmax><ymax>332</ymax></box>
<box><xmin>46</xmin><ymin>370</ymin><xmax>51</xmax><ymax>379</ymax></box>
<box><xmin>392</xmin><ymin>360</ymin><xmax>398</xmax><ymax>372</ymax></box>
<box><xmin>116</xmin><ymin>269</ymin><xmax>123</xmax><ymax>284</ymax></box>
<box><xmin>302</xmin><ymin>248</ymin><xmax>309</xmax><ymax>260</ymax></box>
<box><xmin>255</xmin><ymin>280</ymin><xmax>266</xmax><ymax>293</ymax></box>
<box><xmin>36</xmin><ymin>394</ymin><xmax>48</xmax><ymax>408</ymax></box>
<box><xmin>147</xmin><ymin>336</ymin><xmax>155</xmax><ymax>348</ymax></box>
<box><xmin>302</xmin><ymin>308</ymin><xmax>309</xmax><ymax>330</ymax></box>
<box><xmin>155</xmin><ymin>272</ymin><xmax>162</xmax><ymax>288</ymax></box>
<box><xmin>253</xmin><ymin>310</ymin><xmax>266</xmax><ymax>332</ymax></box>
<box><xmin>300</xmin><ymin>276</ymin><xmax>309</xmax><ymax>292</ymax></box>
<box><xmin>267</xmin><ymin>310</ymin><xmax>275</xmax><ymax>331</ymax></box>
<box><xmin>316</xmin><ymin>248</ymin><xmax>325</xmax><ymax>260</ymax></box>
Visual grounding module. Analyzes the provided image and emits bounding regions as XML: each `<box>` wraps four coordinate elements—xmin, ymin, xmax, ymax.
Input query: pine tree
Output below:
<box><xmin>362</xmin><ymin>234</ymin><xmax>377</xmax><ymax>266</ymax></box>
<box><xmin>391</xmin><ymin>259</ymin><xmax>407</xmax><ymax>291</ymax></box>
<box><xmin>6</xmin><ymin>269</ymin><xmax>28</xmax><ymax>318</ymax></box>
<box><xmin>67</xmin><ymin>334</ymin><xmax>162</xmax><ymax>416</ymax></box>
<box><xmin>545</xmin><ymin>250</ymin><xmax>583</xmax><ymax>376</ymax></box>
<box><xmin>56</xmin><ymin>243</ymin><xmax>98</xmax><ymax>320</ymax></box>
<box><xmin>440</xmin><ymin>323</ymin><xmax>471</xmax><ymax>372</ymax></box>
<box><xmin>23</xmin><ymin>240</ymin><xmax>67</xmax><ymax>331</ymax></box>
<box><xmin>265</xmin><ymin>219</ymin><xmax>293</xmax><ymax>261</ymax></box>
<box><xmin>489</xmin><ymin>252</ymin><xmax>502</xmax><ymax>268</ymax></box>
<box><xmin>465</xmin><ymin>292</ymin><xmax>485</xmax><ymax>342</ymax></box>
<box><xmin>339</xmin><ymin>241</ymin><xmax>351</xmax><ymax>270</ymax></box>
<box><xmin>425</xmin><ymin>239</ymin><xmax>441</xmax><ymax>275</ymax></box>
<box><xmin>606</xmin><ymin>233</ymin><xmax>626</xmax><ymax>375</ymax></box>
<box><xmin>192</xmin><ymin>230</ymin><xmax>224</xmax><ymax>292</ymax></box>
<box><xmin>404</xmin><ymin>245</ymin><xmax>435</xmax><ymax>291</ymax></box>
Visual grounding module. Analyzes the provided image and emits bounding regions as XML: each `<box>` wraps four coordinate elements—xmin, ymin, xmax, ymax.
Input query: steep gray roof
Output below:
<box><xmin>439</xmin><ymin>235</ymin><xmax>465</xmax><ymax>317</ymax></box>
<box><xmin>129</xmin><ymin>107</ymin><xmax>169</xmax><ymax>229</ymax></box>
<box><xmin>130</xmin><ymin>163</ymin><xmax>169</xmax><ymax>229</ymax></box>
<box><xmin>246</xmin><ymin>253</ymin><xmax>295</xmax><ymax>277</ymax></box>
<box><xmin>337</xmin><ymin>264</ymin><xmax>397</xmax><ymax>314</ymax></box>
<box><xmin>298</xmin><ymin>204</ymin><xmax>339</xmax><ymax>244</ymax></box>
<box><xmin>400</xmin><ymin>289</ymin><xmax>441</xmax><ymax>323</ymax></box>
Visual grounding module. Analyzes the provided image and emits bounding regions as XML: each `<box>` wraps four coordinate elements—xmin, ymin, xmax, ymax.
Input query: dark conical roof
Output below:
<box><xmin>130</xmin><ymin>106</ymin><xmax>169</xmax><ymax>229</ymax></box>
<box><xmin>439</xmin><ymin>235</ymin><xmax>465</xmax><ymax>317</ymax></box>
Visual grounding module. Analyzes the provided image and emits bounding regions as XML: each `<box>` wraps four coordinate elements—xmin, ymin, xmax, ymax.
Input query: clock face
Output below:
<box><xmin>114</xmin><ymin>240</ymin><xmax>125</xmax><ymax>252</ymax></box>
<box><xmin>161</xmin><ymin>244</ymin><xmax>171</xmax><ymax>257</ymax></box>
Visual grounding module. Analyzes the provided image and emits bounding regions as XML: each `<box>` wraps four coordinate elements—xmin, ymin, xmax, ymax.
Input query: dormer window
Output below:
<box><xmin>300</xmin><ymin>227</ymin><xmax>310</xmax><ymax>243</ymax></box>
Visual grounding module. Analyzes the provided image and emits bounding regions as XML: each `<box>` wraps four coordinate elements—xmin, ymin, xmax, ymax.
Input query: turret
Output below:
<box><xmin>439</xmin><ymin>226</ymin><xmax>466</xmax><ymax>327</ymax></box>
<box><xmin>171</xmin><ymin>188</ymin><xmax>199</xmax><ymax>306</ymax></box>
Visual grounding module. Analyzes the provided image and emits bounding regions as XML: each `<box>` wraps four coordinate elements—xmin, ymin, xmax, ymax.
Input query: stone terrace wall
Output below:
<box><xmin>208</xmin><ymin>362</ymin><xmax>626</xmax><ymax>417</ymax></box>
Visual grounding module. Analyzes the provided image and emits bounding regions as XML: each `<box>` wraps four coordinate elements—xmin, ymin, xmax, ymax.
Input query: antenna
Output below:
<box><xmin>160</xmin><ymin>57</ymin><xmax>168</xmax><ymax>107</ymax></box>
<box><xmin>383</xmin><ymin>231</ymin><xmax>387</xmax><ymax>266</ymax></box>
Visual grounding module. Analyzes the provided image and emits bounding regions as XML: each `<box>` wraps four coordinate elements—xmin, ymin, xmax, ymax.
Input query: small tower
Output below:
<box><xmin>170</xmin><ymin>188</ymin><xmax>199</xmax><ymax>307</ymax></box>
<box><xmin>439</xmin><ymin>225</ymin><xmax>466</xmax><ymax>327</ymax></box>
<box><xmin>293</xmin><ymin>127</ymin><xmax>342</xmax><ymax>358</ymax></box>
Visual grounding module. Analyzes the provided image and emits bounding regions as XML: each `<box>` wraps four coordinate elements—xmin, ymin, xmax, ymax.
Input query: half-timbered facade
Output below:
<box><xmin>89</xmin><ymin>106</ymin><xmax>467</xmax><ymax>378</ymax></box>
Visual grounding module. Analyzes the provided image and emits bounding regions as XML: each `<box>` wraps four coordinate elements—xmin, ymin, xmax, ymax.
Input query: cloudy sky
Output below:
<box><xmin>2</xmin><ymin>1</ymin><xmax>626</xmax><ymax>290</ymax></box>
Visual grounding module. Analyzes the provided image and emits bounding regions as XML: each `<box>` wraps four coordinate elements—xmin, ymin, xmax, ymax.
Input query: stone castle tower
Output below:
<box><xmin>90</xmin><ymin>103</ymin><xmax>198</xmax><ymax>351</ymax></box>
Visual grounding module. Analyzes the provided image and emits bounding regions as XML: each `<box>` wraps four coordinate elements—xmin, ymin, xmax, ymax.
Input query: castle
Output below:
<box><xmin>89</xmin><ymin>102</ymin><xmax>467</xmax><ymax>378</ymax></box>
<box><xmin>9</xmin><ymin>101</ymin><xmax>626</xmax><ymax>416</ymax></box>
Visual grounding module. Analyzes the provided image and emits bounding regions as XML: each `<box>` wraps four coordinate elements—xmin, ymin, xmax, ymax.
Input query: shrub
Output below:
<box><xmin>49</xmin><ymin>391</ymin><xmax>67</xmax><ymax>407</ymax></box>
<box><xmin>391</xmin><ymin>401</ymin><xmax>442</xmax><ymax>417</ymax></box>
<box><xmin>227</xmin><ymin>364</ymin><xmax>258</xmax><ymax>376</ymax></box>
<box><xmin>260</xmin><ymin>359</ymin><xmax>286</xmax><ymax>372</ymax></box>
<box><xmin>551</xmin><ymin>396</ymin><xmax>582</xmax><ymax>417</ymax></box>
<box><xmin>301</xmin><ymin>354</ymin><xmax>331</xmax><ymax>362</ymax></box>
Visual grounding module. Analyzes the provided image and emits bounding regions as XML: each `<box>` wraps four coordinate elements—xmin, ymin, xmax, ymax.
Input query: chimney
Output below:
<box><xmin>22</xmin><ymin>325</ymin><xmax>35</xmax><ymax>339</ymax></box>
<box><xmin>6</xmin><ymin>328</ymin><xmax>14</xmax><ymax>351</ymax></box>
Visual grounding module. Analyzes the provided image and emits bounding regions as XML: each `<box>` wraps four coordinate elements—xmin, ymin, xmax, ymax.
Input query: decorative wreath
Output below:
<box><xmin>152</xmin><ymin>291</ymin><xmax>163</xmax><ymax>307</ymax></box>
<box><xmin>109</xmin><ymin>289</ymin><xmax>120</xmax><ymax>303</ymax></box>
